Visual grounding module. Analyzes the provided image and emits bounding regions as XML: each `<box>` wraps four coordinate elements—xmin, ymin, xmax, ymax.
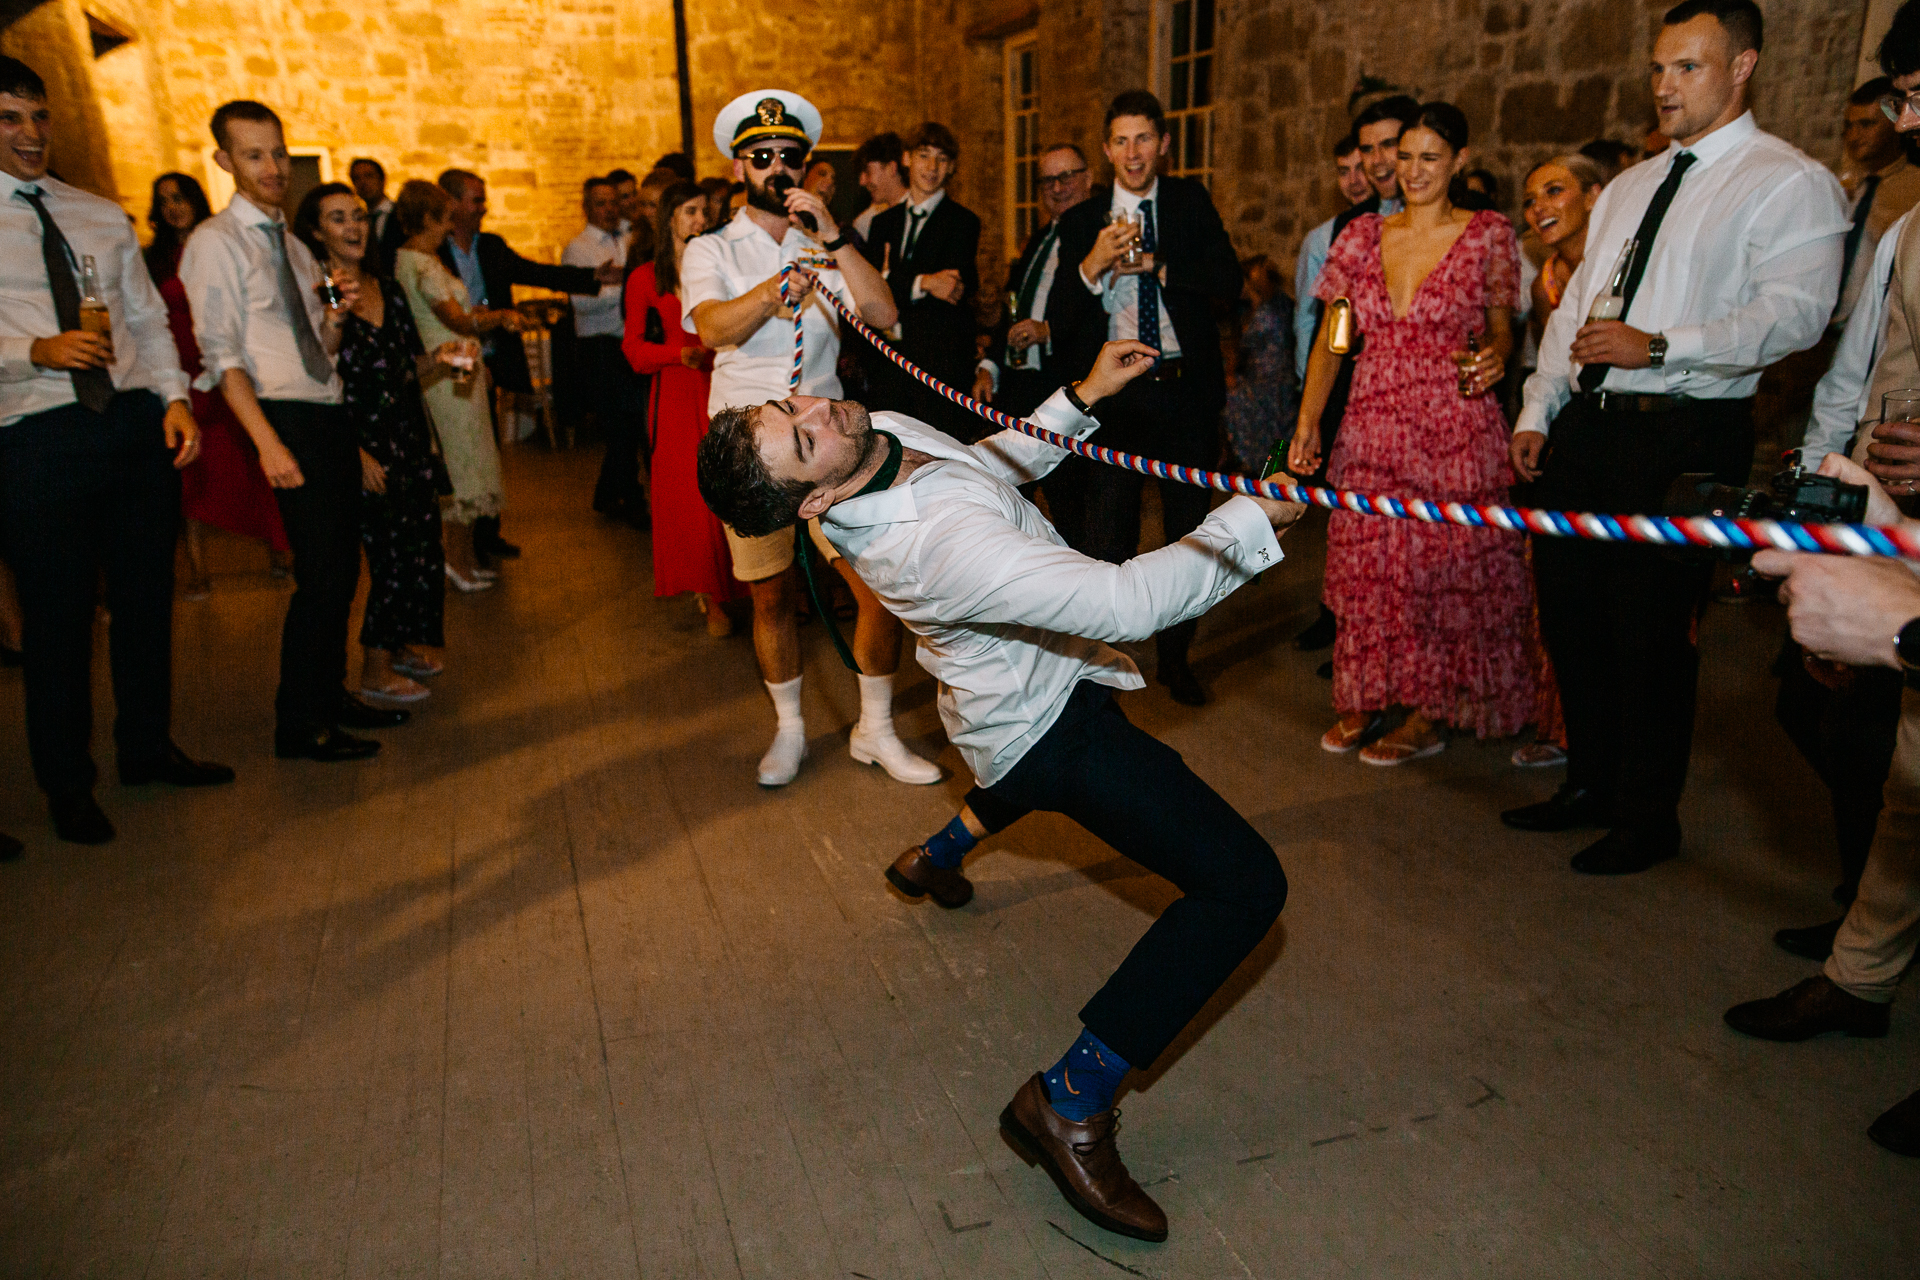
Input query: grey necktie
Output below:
<box><xmin>263</xmin><ymin>221</ymin><xmax>333</xmax><ymax>382</ymax></box>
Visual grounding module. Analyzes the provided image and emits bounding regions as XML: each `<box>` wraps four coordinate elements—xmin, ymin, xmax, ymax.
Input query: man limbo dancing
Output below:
<box><xmin>697</xmin><ymin>338</ymin><xmax>1302</xmax><ymax>1242</ymax></box>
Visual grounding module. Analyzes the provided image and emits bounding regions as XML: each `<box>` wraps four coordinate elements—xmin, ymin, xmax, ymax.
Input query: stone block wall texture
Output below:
<box><xmin>2</xmin><ymin>0</ymin><xmax>1869</xmax><ymax>282</ymax></box>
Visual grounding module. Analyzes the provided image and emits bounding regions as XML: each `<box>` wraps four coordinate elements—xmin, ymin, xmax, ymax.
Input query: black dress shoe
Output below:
<box><xmin>1870</xmin><ymin>1089</ymin><xmax>1920</xmax><ymax>1156</ymax></box>
<box><xmin>1724</xmin><ymin>975</ymin><xmax>1890</xmax><ymax>1041</ymax></box>
<box><xmin>275</xmin><ymin>725</ymin><xmax>382</xmax><ymax>762</ymax></box>
<box><xmin>1774</xmin><ymin>917</ymin><xmax>1844</xmax><ymax>961</ymax></box>
<box><xmin>1293</xmin><ymin>605</ymin><xmax>1336</xmax><ymax>652</ymax></box>
<box><xmin>1501</xmin><ymin>784</ymin><xmax>1611</xmax><ymax>832</ymax></box>
<box><xmin>1570</xmin><ymin>825</ymin><xmax>1679</xmax><ymax>875</ymax></box>
<box><xmin>120</xmin><ymin>742</ymin><xmax>236</xmax><ymax>788</ymax></box>
<box><xmin>336</xmin><ymin>694</ymin><xmax>410</xmax><ymax>729</ymax></box>
<box><xmin>1157</xmin><ymin>659</ymin><xmax>1207</xmax><ymax>707</ymax></box>
<box><xmin>49</xmin><ymin>792</ymin><xmax>114</xmax><ymax>845</ymax></box>
<box><xmin>0</xmin><ymin>830</ymin><xmax>23</xmax><ymax>861</ymax></box>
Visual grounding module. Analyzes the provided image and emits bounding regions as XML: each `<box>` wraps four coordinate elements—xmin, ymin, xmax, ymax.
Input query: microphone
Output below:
<box><xmin>767</xmin><ymin>174</ymin><xmax>817</xmax><ymax>232</ymax></box>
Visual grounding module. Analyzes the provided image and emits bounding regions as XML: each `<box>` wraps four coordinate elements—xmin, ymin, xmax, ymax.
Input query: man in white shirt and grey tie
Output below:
<box><xmin>696</xmin><ymin>338</ymin><xmax>1301</xmax><ymax>1243</ymax></box>
<box><xmin>1504</xmin><ymin>0</ymin><xmax>1850</xmax><ymax>875</ymax></box>
<box><xmin>181</xmin><ymin>99</ymin><xmax>409</xmax><ymax>764</ymax></box>
<box><xmin>0</xmin><ymin>55</ymin><xmax>232</xmax><ymax>847</ymax></box>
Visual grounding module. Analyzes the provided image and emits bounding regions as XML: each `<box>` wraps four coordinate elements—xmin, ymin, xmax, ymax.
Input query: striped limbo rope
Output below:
<box><xmin>776</xmin><ymin>263</ymin><xmax>1920</xmax><ymax>560</ymax></box>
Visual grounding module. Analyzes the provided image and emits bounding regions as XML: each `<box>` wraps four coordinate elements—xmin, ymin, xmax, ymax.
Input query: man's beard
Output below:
<box><xmin>827</xmin><ymin>400</ymin><xmax>878</xmax><ymax>488</ymax></box>
<box><xmin>744</xmin><ymin>171</ymin><xmax>792</xmax><ymax>217</ymax></box>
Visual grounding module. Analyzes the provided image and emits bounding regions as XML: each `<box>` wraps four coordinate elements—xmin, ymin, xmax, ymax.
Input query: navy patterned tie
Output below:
<box><xmin>1136</xmin><ymin>199</ymin><xmax>1161</xmax><ymax>354</ymax></box>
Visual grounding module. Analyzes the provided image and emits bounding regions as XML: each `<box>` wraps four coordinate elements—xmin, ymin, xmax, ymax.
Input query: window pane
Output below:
<box><xmin>1016</xmin><ymin>113</ymin><xmax>1027</xmax><ymax>155</ymax></box>
<box><xmin>1170</xmin><ymin>61</ymin><xmax>1189</xmax><ymax>111</ymax></box>
<box><xmin>1020</xmin><ymin>50</ymin><xmax>1033</xmax><ymax>99</ymax></box>
<box><xmin>1185</xmin><ymin>115</ymin><xmax>1202</xmax><ymax>171</ymax></box>
<box><xmin>1172</xmin><ymin>1</ymin><xmax>1190</xmax><ymax>57</ymax></box>
<box><xmin>1193</xmin><ymin>54</ymin><xmax>1212</xmax><ymax>107</ymax></box>
<box><xmin>1016</xmin><ymin>162</ymin><xmax>1028</xmax><ymax>202</ymax></box>
<box><xmin>1196</xmin><ymin>0</ymin><xmax>1214</xmax><ymax>51</ymax></box>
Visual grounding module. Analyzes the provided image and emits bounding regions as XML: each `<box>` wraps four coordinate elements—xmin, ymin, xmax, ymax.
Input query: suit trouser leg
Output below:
<box><xmin>1776</xmin><ymin>656</ymin><xmax>1903</xmax><ymax>903</ymax></box>
<box><xmin>263</xmin><ymin>401</ymin><xmax>362</xmax><ymax>735</ymax></box>
<box><xmin>588</xmin><ymin>336</ymin><xmax>644</xmax><ymax>511</ymax></box>
<box><xmin>0</xmin><ymin>398</ymin><xmax>172</xmax><ymax>796</ymax></box>
<box><xmin>963</xmin><ymin>683</ymin><xmax>1286</xmax><ymax>1068</ymax></box>
<box><xmin>1827</xmin><ymin>690</ymin><xmax>1920</xmax><ymax>1003</ymax></box>
<box><xmin>101</xmin><ymin>393</ymin><xmax>181</xmax><ymax>772</ymax></box>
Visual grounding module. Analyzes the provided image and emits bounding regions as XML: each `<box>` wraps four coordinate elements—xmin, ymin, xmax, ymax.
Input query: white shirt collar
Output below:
<box><xmin>723</xmin><ymin>210</ymin><xmax>790</xmax><ymax>248</ymax></box>
<box><xmin>1111</xmin><ymin>179</ymin><xmax>1159</xmax><ymax>212</ymax></box>
<box><xmin>229</xmin><ymin>191</ymin><xmax>284</xmax><ymax>227</ymax></box>
<box><xmin>1655</xmin><ymin>109</ymin><xmax>1757</xmax><ymax>175</ymax></box>
<box><xmin>906</xmin><ymin>188</ymin><xmax>946</xmax><ymax>217</ymax></box>
<box><xmin>0</xmin><ymin>169</ymin><xmax>51</xmax><ymax>200</ymax></box>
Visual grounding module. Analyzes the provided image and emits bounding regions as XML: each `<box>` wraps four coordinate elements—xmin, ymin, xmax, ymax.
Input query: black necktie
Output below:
<box><xmin>18</xmin><ymin>186</ymin><xmax>114</xmax><ymax>413</ymax></box>
<box><xmin>1840</xmin><ymin>173</ymin><xmax>1884</xmax><ymax>303</ymax></box>
<box><xmin>1579</xmin><ymin>150</ymin><xmax>1696</xmax><ymax>392</ymax></box>
<box><xmin>903</xmin><ymin>206</ymin><xmax>928</xmax><ymax>259</ymax></box>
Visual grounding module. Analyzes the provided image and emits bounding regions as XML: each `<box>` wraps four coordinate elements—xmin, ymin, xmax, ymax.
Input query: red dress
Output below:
<box><xmin>622</xmin><ymin>264</ymin><xmax>745</xmax><ymax>602</ymax></box>
<box><xmin>156</xmin><ymin>253</ymin><xmax>290</xmax><ymax>552</ymax></box>
<box><xmin>1315</xmin><ymin>210</ymin><xmax>1535</xmax><ymax>736</ymax></box>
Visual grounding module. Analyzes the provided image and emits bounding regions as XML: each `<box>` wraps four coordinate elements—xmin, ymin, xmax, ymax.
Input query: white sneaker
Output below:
<box><xmin>849</xmin><ymin>724</ymin><xmax>941</xmax><ymax>784</ymax></box>
<box><xmin>757</xmin><ymin>727</ymin><xmax>807</xmax><ymax>787</ymax></box>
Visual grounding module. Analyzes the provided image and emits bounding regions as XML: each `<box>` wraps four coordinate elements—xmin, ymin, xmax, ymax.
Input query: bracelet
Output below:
<box><xmin>1064</xmin><ymin>383</ymin><xmax>1093</xmax><ymax>416</ymax></box>
<box><xmin>823</xmin><ymin>231</ymin><xmax>850</xmax><ymax>252</ymax></box>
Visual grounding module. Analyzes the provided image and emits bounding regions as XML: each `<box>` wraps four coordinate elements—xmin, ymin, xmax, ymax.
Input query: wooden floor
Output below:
<box><xmin>1</xmin><ymin>443</ymin><xmax>1914</xmax><ymax>1278</ymax></box>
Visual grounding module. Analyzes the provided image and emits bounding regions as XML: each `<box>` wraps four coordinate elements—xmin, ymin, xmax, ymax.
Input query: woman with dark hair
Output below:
<box><xmin>621</xmin><ymin>181</ymin><xmax>743</xmax><ymax>635</ymax></box>
<box><xmin>143</xmin><ymin>171</ymin><xmax>288</xmax><ymax>597</ymax></box>
<box><xmin>1288</xmin><ymin>102</ymin><xmax>1534</xmax><ymax>764</ymax></box>
<box><xmin>295</xmin><ymin>181</ymin><xmax>458</xmax><ymax>702</ymax></box>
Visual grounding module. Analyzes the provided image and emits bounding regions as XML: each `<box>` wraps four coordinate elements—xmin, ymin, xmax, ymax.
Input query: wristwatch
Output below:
<box><xmin>1647</xmin><ymin>333</ymin><xmax>1668</xmax><ymax>369</ymax></box>
<box><xmin>822</xmin><ymin>231</ymin><xmax>850</xmax><ymax>252</ymax></box>
<box><xmin>1898</xmin><ymin>617</ymin><xmax>1920</xmax><ymax>687</ymax></box>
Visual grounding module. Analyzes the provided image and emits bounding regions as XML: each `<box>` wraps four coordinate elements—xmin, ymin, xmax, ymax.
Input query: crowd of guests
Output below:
<box><xmin>0</xmin><ymin>0</ymin><xmax>1916</xmax><ymax>1160</ymax></box>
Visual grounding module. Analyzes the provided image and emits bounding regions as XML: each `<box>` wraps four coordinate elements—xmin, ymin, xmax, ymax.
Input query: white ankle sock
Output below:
<box><xmin>767</xmin><ymin>676</ymin><xmax>805</xmax><ymax>732</ymax></box>
<box><xmin>855</xmin><ymin>673</ymin><xmax>893</xmax><ymax>734</ymax></box>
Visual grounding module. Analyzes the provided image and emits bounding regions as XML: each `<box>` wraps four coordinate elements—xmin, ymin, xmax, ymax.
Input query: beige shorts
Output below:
<box><xmin>724</xmin><ymin>518</ymin><xmax>839</xmax><ymax>582</ymax></box>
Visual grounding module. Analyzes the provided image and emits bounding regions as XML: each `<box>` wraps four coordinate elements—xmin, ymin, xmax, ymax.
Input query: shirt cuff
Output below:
<box><xmin>152</xmin><ymin>368</ymin><xmax>191</xmax><ymax>405</ymax></box>
<box><xmin>911</xmin><ymin>276</ymin><xmax>928</xmax><ymax>302</ymax></box>
<box><xmin>977</xmin><ymin>358</ymin><xmax>1000</xmax><ymax>392</ymax></box>
<box><xmin>1029</xmin><ymin>386</ymin><xmax>1100</xmax><ymax>440</ymax></box>
<box><xmin>1514</xmin><ymin>403</ymin><xmax>1553</xmax><ymax>439</ymax></box>
<box><xmin>1079</xmin><ymin>265</ymin><xmax>1107</xmax><ymax>297</ymax></box>
<box><xmin>0</xmin><ymin>336</ymin><xmax>41</xmax><ymax>382</ymax></box>
<box><xmin>1213</xmin><ymin>496</ymin><xmax>1285</xmax><ymax>575</ymax></box>
<box><xmin>1661</xmin><ymin>325</ymin><xmax>1704</xmax><ymax>372</ymax></box>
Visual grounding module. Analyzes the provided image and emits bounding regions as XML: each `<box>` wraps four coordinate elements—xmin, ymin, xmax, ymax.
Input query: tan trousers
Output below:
<box><xmin>1827</xmin><ymin>687</ymin><xmax>1920</xmax><ymax>1003</ymax></box>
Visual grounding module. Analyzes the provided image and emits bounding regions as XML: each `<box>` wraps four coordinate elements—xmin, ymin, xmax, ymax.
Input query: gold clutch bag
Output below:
<box><xmin>1326</xmin><ymin>296</ymin><xmax>1353</xmax><ymax>355</ymax></box>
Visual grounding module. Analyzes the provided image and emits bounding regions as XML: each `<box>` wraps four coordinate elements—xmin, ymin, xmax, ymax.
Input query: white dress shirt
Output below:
<box><xmin>897</xmin><ymin>188</ymin><xmax>946</xmax><ymax>301</ymax></box>
<box><xmin>0</xmin><ymin>172</ymin><xmax>189</xmax><ymax>427</ymax></box>
<box><xmin>680</xmin><ymin>214</ymin><xmax>853</xmax><ymax>413</ymax></box>
<box><xmin>369</xmin><ymin>197</ymin><xmax>394</xmax><ymax>245</ymax></box>
<box><xmin>821</xmin><ymin>389</ymin><xmax>1282</xmax><ymax>785</ymax></box>
<box><xmin>177</xmin><ymin>192</ymin><xmax>342</xmax><ymax>405</ymax></box>
<box><xmin>562</xmin><ymin>224</ymin><xmax>627</xmax><ymax>338</ymax></box>
<box><xmin>1803</xmin><ymin>209</ymin><xmax>1910</xmax><ymax>467</ymax></box>
<box><xmin>1080</xmin><ymin>181</ymin><xmax>1181</xmax><ymax>358</ymax></box>
<box><xmin>1517</xmin><ymin>112</ymin><xmax>1849</xmax><ymax>438</ymax></box>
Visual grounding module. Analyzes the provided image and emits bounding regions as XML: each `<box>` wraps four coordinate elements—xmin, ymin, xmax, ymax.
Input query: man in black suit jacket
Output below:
<box><xmin>1048</xmin><ymin>91</ymin><xmax>1243</xmax><ymax>705</ymax></box>
<box><xmin>975</xmin><ymin>145</ymin><xmax>1098</xmax><ymax>420</ymax></box>
<box><xmin>864</xmin><ymin>123</ymin><xmax>982</xmax><ymax>440</ymax></box>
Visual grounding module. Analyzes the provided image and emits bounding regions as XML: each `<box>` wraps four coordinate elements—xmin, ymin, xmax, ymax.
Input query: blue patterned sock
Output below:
<box><xmin>922</xmin><ymin>814</ymin><xmax>977</xmax><ymax>869</ymax></box>
<box><xmin>1043</xmin><ymin>1027</ymin><xmax>1131</xmax><ymax>1121</ymax></box>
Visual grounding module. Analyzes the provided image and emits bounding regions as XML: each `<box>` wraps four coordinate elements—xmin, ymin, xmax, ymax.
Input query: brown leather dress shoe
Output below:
<box><xmin>1000</xmin><ymin>1073</ymin><xmax>1167</xmax><ymax>1243</ymax></box>
<box><xmin>1723</xmin><ymin>975</ymin><xmax>1890</xmax><ymax>1042</ymax></box>
<box><xmin>885</xmin><ymin>846</ymin><xmax>973</xmax><ymax>908</ymax></box>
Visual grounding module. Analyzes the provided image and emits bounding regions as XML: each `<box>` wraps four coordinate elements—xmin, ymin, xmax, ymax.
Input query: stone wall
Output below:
<box><xmin>1</xmin><ymin>0</ymin><xmax>1871</xmax><ymax>284</ymax></box>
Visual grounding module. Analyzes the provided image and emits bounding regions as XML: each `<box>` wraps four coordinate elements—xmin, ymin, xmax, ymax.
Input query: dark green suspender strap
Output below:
<box><xmin>792</xmin><ymin>429</ymin><xmax>903</xmax><ymax>673</ymax></box>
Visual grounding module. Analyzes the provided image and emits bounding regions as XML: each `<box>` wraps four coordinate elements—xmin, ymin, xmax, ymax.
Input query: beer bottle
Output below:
<box><xmin>78</xmin><ymin>255</ymin><xmax>112</xmax><ymax>359</ymax></box>
<box><xmin>1586</xmin><ymin>238</ymin><xmax>1637</xmax><ymax>323</ymax></box>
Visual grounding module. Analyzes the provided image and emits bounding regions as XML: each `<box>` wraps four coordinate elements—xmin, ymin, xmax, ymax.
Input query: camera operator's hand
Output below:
<box><xmin>1864</xmin><ymin>419</ymin><xmax>1920</xmax><ymax>492</ymax></box>
<box><xmin>1510</xmin><ymin>429</ymin><xmax>1547</xmax><ymax>483</ymax></box>
<box><xmin>1753</xmin><ymin>553</ymin><xmax>1920</xmax><ymax>669</ymax></box>
<box><xmin>1815</xmin><ymin>451</ymin><xmax>1905</xmax><ymax>527</ymax></box>
<box><xmin>1074</xmin><ymin>340</ymin><xmax>1158</xmax><ymax>405</ymax></box>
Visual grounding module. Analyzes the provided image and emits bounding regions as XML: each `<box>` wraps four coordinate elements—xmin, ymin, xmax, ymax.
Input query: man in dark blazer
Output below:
<box><xmin>975</xmin><ymin>144</ymin><xmax>1098</xmax><ymax>419</ymax></box>
<box><xmin>864</xmin><ymin>122</ymin><xmax>982</xmax><ymax>440</ymax></box>
<box><xmin>436</xmin><ymin>169</ymin><xmax>619</xmax><ymax>557</ymax></box>
<box><xmin>1048</xmin><ymin>90</ymin><xmax>1243</xmax><ymax>705</ymax></box>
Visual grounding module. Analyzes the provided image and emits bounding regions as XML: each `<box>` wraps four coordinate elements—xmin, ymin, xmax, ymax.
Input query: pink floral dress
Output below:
<box><xmin>1314</xmin><ymin>210</ymin><xmax>1536</xmax><ymax>736</ymax></box>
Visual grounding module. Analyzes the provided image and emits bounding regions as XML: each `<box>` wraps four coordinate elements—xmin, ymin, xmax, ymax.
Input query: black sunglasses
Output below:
<box><xmin>745</xmin><ymin>146</ymin><xmax>808</xmax><ymax>172</ymax></box>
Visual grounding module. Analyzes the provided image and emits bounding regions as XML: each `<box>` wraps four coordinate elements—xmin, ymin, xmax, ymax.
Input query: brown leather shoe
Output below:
<box><xmin>1724</xmin><ymin>975</ymin><xmax>1890</xmax><ymax>1042</ymax></box>
<box><xmin>885</xmin><ymin>846</ymin><xmax>973</xmax><ymax>908</ymax></box>
<box><xmin>999</xmin><ymin>1073</ymin><xmax>1167</xmax><ymax>1243</ymax></box>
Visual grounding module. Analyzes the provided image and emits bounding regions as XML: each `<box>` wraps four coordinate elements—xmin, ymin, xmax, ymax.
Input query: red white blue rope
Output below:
<box><xmin>778</xmin><ymin>271</ymin><xmax>805</xmax><ymax>391</ymax></box>
<box><xmin>779</xmin><ymin>264</ymin><xmax>1920</xmax><ymax>560</ymax></box>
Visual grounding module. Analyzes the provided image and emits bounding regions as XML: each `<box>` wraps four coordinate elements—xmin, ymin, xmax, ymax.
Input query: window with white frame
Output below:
<box><xmin>1163</xmin><ymin>0</ymin><xmax>1215</xmax><ymax>184</ymax></box>
<box><xmin>1005</xmin><ymin>34</ymin><xmax>1040</xmax><ymax>257</ymax></box>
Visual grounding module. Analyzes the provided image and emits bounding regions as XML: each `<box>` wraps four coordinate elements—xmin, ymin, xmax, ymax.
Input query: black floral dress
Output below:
<box><xmin>338</xmin><ymin>276</ymin><xmax>447</xmax><ymax>651</ymax></box>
